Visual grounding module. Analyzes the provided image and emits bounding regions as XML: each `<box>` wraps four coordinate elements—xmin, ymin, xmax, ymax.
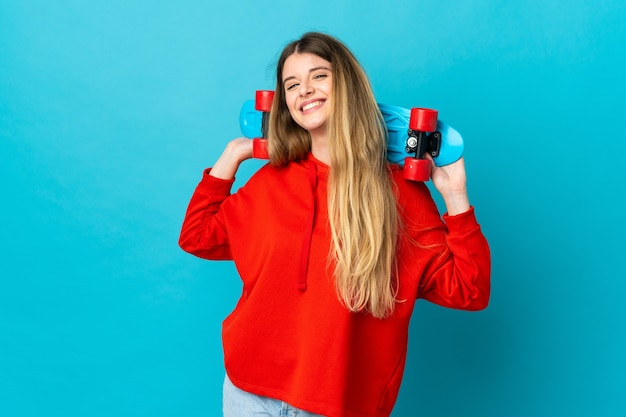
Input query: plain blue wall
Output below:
<box><xmin>2</xmin><ymin>1</ymin><xmax>625</xmax><ymax>416</ymax></box>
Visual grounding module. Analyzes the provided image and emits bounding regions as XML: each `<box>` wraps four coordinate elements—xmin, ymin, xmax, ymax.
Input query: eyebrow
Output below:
<box><xmin>282</xmin><ymin>66</ymin><xmax>332</xmax><ymax>85</ymax></box>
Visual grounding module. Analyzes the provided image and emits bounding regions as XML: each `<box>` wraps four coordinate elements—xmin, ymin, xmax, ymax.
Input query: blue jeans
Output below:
<box><xmin>223</xmin><ymin>374</ymin><xmax>326</xmax><ymax>417</ymax></box>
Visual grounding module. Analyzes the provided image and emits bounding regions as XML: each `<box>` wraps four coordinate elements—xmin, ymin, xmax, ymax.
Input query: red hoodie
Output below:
<box><xmin>179</xmin><ymin>153</ymin><xmax>490</xmax><ymax>417</ymax></box>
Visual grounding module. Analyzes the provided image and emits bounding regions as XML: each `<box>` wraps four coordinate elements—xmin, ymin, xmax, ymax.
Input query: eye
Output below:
<box><xmin>285</xmin><ymin>82</ymin><xmax>299</xmax><ymax>91</ymax></box>
<box><xmin>313</xmin><ymin>73</ymin><xmax>328</xmax><ymax>80</ymax></box>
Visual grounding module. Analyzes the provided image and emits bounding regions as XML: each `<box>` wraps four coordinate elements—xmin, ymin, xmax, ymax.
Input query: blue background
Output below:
<box><xmin>2</xmin><ymin>0</ymin><xmax>625</xmax><ymax>416</ymax></box>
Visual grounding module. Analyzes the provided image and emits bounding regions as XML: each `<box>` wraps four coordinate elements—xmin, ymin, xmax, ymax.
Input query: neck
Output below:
<box><xmin>310</xmin><ymin>131</ymin><xmax>331</xmax><ymax>165</ymax></box>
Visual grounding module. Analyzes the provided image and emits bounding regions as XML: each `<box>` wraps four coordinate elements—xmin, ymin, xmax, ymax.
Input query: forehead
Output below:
<box><xmin>282</xmin><ymin>52</ymin><xmax>332</xmax><ymax>77</ymax></box>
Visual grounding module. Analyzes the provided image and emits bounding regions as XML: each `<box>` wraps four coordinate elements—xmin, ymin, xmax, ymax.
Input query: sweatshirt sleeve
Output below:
<box><xmin>178</xmin><ymin>168</ymin><xmax>236</xmax><ymax>260</ymax></box>
<box><xmin>417</xmin><ymin>206</ymin><xmax>491</xmax><ymax>311</ymax></box>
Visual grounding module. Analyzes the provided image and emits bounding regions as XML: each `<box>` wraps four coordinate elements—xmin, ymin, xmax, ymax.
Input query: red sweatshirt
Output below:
<box><xmin>179</xmin><ymin>153</ymin><xmax>490</xmax><ymax>417</ymax></box>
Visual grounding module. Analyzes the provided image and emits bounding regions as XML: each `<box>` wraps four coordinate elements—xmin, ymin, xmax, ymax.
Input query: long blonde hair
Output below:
<box><xmin>268</xmin><ymin>32</ymin><xmax>399</xmax><ymax>318</ymax></box>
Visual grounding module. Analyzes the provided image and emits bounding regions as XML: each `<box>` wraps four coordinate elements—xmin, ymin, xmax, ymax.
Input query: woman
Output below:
<box><xmin>179</xmin><ymin>32</ymin><xmax>490</xmax><ymax>417</ymax></box>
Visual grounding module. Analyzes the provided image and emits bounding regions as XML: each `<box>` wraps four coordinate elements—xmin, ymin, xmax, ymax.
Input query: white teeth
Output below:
<box><xmin>302</xmin><ymin>101</ymin><xmax>322</xmax><ymax>111</ymax></box>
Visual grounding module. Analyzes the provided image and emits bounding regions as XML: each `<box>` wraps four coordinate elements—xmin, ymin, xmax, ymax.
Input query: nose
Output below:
<box><xmin>298</xmin><ymin>81</ymin><xmax>313</xmax><ymax>96</ymax></box>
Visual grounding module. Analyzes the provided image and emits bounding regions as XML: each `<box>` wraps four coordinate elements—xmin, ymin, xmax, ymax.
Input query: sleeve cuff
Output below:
<box><xmin>197</xmin><ymin>168</ymin><xmax>236</xmax><ymax>195</ymax></box>
<box><xmin>442</xmin><ymin>206</ymin><xmax>480</xmax><ymax>235</ymax></box>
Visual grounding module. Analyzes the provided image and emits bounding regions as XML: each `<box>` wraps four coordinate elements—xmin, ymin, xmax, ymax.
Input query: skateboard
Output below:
<box><xmin>239</xmin><ymin>90</ymin><xmax>464</xmax><ymax>181</ymax></box>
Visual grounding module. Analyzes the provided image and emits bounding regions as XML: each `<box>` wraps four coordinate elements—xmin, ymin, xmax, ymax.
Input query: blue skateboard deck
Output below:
<box><xmin>240</xmin><ymin>99</ymin><xmax>265</xmax><ymax>139</ymax></box>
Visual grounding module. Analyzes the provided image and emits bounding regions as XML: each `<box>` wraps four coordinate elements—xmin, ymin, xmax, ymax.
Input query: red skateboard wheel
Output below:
<box><xmin>253</xmin><ymin>138</ymin><xmax>269</xmax><ymax>159</ymax></box>
<box><xmin>409</xmin><ymin>108</ymin><xmax>438</xmax><ymax>132</ymax></box>
<box><xmin>255</xmin><ymin>90</ymin><xmax>274</xmax><ymax>112</ymax></box>
<box><xmin>403</xmin><ymin>157</ymin><xmax>431</xmax><ymax>182</ymax></box>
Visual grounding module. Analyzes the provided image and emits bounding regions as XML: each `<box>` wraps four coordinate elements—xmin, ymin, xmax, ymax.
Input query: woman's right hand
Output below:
<box><xmin>209</xmin><ymin>137</ymin><xmax>254</xmax><ymax>180</ymax></box>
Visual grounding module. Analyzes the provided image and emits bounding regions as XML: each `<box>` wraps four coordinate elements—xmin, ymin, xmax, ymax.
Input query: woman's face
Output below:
<box><xmin>282</xmin><ymin>52</ymin><xmax>333</xmax><ymax>140</ymax></box>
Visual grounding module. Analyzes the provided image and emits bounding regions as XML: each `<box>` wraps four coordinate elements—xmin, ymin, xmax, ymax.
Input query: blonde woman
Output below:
<box><xmin>179</xmin><ymin>32</ymin><xmax>490</xmax><ymax>417</ymax></box>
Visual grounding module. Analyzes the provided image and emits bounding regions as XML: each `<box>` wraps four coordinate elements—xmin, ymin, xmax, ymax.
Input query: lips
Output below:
<box><xmin>300</xmin><ymin>100</ymin><xmax>325</xmax><ymax>112</ymax></box>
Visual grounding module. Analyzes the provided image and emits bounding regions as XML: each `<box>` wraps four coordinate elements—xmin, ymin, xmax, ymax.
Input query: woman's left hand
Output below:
<box><xmin>426</xmin><ymin>155</ymin><xmax>471</xmax><ymax>216</ymax></box>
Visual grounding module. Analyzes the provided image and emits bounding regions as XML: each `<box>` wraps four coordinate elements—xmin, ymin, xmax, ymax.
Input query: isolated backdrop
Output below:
<box><xmin>2</xmin><ymin>1</ymin><xmax>625</xmax><ymax>416</ymax></box>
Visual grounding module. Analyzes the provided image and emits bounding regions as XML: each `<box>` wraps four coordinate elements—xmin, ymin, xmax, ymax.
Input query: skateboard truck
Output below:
<box><xmin>252</xmin><ymin>90</ymin><xmax>273</xmax><ymax>159</ymax></box>
<box><xmin>402</xmin><ymin>108</ymin><xmax>441</xmax><ymax>182</ymax></box>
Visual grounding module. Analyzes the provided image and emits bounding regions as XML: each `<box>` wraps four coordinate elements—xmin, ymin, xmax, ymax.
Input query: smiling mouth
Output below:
<box><xmin>301</xmin><ymin>100</ymin><xmax>324</xmax><ymax>112</ymax></box>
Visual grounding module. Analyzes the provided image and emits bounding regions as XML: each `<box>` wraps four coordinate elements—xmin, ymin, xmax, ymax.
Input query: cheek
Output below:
<box><xmin>286</xmin><ymin>97</ymin><xmax>299</xmax><ymax>117</ymax></box>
